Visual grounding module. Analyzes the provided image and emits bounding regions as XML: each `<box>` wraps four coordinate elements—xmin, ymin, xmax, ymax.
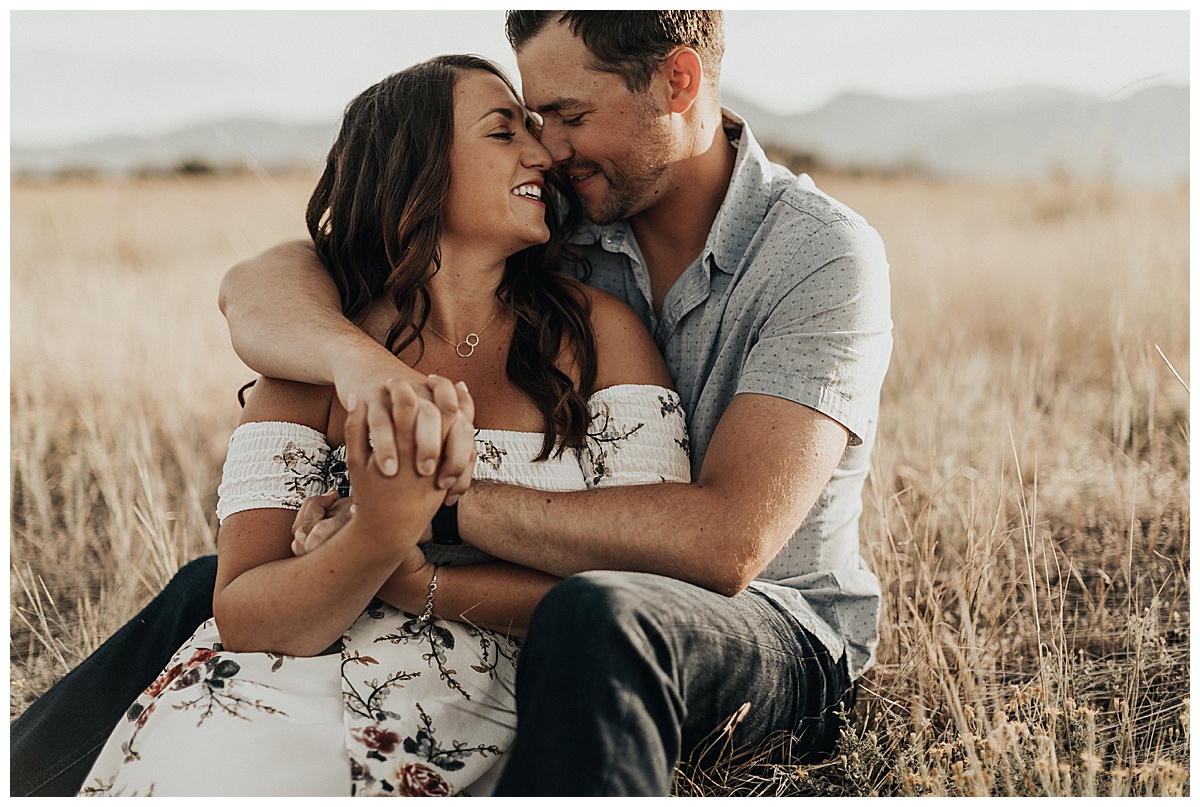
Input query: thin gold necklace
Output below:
<box><xmin>427</xmin><ymin>309</ymin><xmax>501</xmax><ymax>358</ymax></box>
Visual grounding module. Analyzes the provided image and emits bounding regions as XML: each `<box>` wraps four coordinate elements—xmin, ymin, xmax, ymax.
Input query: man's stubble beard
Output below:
<box><xmin>583</xmin><ymin>103</ymin><xmax>674</xmax><ymax>226</ymax></box>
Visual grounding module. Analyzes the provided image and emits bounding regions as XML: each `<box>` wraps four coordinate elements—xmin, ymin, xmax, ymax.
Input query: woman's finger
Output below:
<box><xmin>293</xmin><ymin>488</ymin><xmax>340</xmax><ymax>541</ymax></box>
<box><xmin>302</xmin><ymin>513</ymin><xmax>350</xmax><ymax>553</ymax></box>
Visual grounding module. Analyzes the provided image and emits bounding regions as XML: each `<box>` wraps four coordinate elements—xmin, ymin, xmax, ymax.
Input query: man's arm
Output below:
<box><xmin>458</xmin><ymin>392</ymin><xmax>848</xmax><ymax>597</ymax></box>
<box><xmin>219</xmin><ymin>241</ymin><xmax>474</xmax><ymax>492</ymax></box>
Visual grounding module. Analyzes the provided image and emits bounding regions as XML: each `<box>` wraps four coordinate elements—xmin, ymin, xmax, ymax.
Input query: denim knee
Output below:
<box><xmin>524</xmin><ymin>571</ymin><xmax>672</xmax><ymax>670</ymax></box>
<box><xmin>531</xmin><ymin>571</ymin><xmax>647</xmax><ymax>637</ymax></box>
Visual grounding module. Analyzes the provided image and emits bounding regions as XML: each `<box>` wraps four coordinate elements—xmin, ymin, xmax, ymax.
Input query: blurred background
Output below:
<box><xmin>10</xmin><ymin>10</ymin><xmax>1191</xmax><ymax>795</ymax></box>
<box><xmin>10</xmin><ymin>9</ymin><xmax>1189</xmax><ymax>184</ymax></box>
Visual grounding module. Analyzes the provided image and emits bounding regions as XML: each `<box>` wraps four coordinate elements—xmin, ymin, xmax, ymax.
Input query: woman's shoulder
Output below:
<box><xmin>582</xmin><ymin>287</ymin><xmax>674</xmax><ymax>392</ymax></box>
<box><xmin>237</xmin><ymin>376</ymin><xmax>336</xmax><ymax>435</ymax></box>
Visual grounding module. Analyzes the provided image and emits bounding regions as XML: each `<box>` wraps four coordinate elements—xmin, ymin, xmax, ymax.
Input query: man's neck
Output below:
<box><xmin>628</xmin><ymin>110</ymin><xmax>737</xmax><ymax>316</ymax></box>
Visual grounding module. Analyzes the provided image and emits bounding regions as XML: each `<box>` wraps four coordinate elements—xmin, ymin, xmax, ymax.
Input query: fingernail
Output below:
<box><xmin>421</xmin><ymin>460</ymin><xmax>437</xmax><ymax>476</ymax></box>
<box><xmin>457</xmin><ymin>381</ymin><xmax>469</xmax><ymax>393</ymax></box>
<box><xmin>347</xmin><ymin>394</ymin><xmax>358</xmax><ymax>412</ymax></box>
<box><xmin>382</xmin><ymin>458</ymin><xmax>398</xmax><ymax>476</ymax></box>
<box><xmin>440</xmin><ymin>476</ymin><xmax>458</xmax><ymax>490</ymax></box>
<box><xmin>445</xmin><ymin>494</ymin><xmax>461</xmax><ymax>506</ymax></box>
<box><xmin>349</xmin><ymin>503</ymin><xmax>357</xmax><ymax>514</ymax></box>
<box><xmin>428</xmin><ymin>374</ymin><xmax>440</xmax><ymax>382</ymax></box>
<box><xmin>294</xmin><ymin>528</ymin><xmax>307</xmax><ymax>541</ymax></box>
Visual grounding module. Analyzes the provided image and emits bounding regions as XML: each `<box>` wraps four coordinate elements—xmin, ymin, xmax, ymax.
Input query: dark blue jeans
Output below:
<box><xmin>10</xmin><ymin>561</ymin><xmax>851</xmax><ymax>797</ymax></box>
<box><xmin>494</xmin><ymin>570</ymin><xmax>852</xmax><ymax>796</ymax></box>
<box><xmin>9</xmin><ymin>555</ymin><xmax>219</xmax><ymax>797</ymax></box>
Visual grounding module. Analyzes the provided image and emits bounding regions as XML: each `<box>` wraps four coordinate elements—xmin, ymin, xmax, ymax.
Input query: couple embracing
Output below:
<box><xmin>12</xmin><ymin>10</ymin><xmax>892</xmax><ymax>797</ymax></box>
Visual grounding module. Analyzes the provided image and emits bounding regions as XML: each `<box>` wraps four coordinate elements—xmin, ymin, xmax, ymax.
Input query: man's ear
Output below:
<box><xmin>662</xmin><ymin>47</ymin><xmax>703</xmax><ymax>114</ymax></box>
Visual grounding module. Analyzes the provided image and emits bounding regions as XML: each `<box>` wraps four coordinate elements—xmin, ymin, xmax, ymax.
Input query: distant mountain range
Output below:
<box><xmin>724</xmin><ymin>84</ymin><xmax>1188</xmax><ymax>185</ymax></box>
<box><xmin>11</xmin><ymin>84</ymin><xmax>1188</xmax><ymax>185</ymax></box>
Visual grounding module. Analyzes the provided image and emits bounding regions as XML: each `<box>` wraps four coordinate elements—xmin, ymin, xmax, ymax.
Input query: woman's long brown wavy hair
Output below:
<box><xmin>305</xmin><ymin>55</ymin><xmax>597</xmax><ymax>460</ymax></box>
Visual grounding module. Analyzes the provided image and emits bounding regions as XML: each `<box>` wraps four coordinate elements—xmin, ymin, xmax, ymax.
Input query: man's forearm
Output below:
<box><xmin>457</xmin><ymin>481</ymin><xmax>755</xmax><ymax>596</ymax></box>
<box><xmin>219</xmin><ymin>240</ymin><xmax>422</xmax><ymax>388</ymax></box>
<box><xmin>456</xmin><ymin>395</ymin><xmax>851</xmax><ymax>597</ymax></box>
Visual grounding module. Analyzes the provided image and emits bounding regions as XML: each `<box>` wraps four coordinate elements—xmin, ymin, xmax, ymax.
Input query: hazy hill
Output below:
<box><xmin>724</xmin><ymin>84</ymin><xmax>1188</xmax><ymax>185</ymax></box>
<box><xmin>11</xmin><ymin>118</ymin><xmax>339</xmax><ymax>177</ymax></box>
<box><xmin>11</xmin><ymin>85</ymin><xmax>1188</xmax><ymax>185</ymax></box>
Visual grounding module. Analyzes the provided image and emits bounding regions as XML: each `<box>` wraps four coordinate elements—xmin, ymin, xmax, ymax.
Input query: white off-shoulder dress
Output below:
<box><xmin>80</xmin><ymin>384</ymin><xmax>690</xmax><ymax>797</ymax></box>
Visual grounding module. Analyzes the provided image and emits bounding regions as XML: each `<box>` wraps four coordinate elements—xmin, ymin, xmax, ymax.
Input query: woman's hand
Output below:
<box><xmin>292</xmin><ymin>492</ymin><xmax>432</xmax><ymax>556</ymax></box>
<box><xmin>291</xmin><ymin>490</ymin><xmax>353</xmax><ymax>555</ymax></box>
<box><xmin>332</xmin><ymin>357</ymin><xmax>477</xmax><ymax>505</ymax></box>
<box><xmin>341</xmin><ymin>387</ymin><xmax>445</xmax><ymax>574</ymax></box>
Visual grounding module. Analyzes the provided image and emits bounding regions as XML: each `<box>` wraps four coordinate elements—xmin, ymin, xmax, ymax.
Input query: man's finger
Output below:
<box><xmin>439</xmin><ymin>414</ymin><xmax>475</xmax><ymax>492</ymax></box>
<box><xmin>412</xmin><ymin>397</ymin><xmax>442</xmax><ymax>477</ymax></box>
<box><xmin>344</xmin><ymin>394</ymin><xmax>370</xmax><ymax>474</ymax></box>
<box><xmin>369</xmin><ymin>381</ymin><xmax>400</xmax><ymax>477</ymax></box>
<box><xmin>455</xmin><ymin>380</ymin><xmax>475</xmax><ymax>424</ymax></box>
<box><xmin>389</xmin><ymin>381</ymin><xmax>421</xmax><ymax>472</ymax></box>
<box><xmin>428</xmin><ymin>375</ymin><xmax>460</xmax><ymax>441</ymax></box>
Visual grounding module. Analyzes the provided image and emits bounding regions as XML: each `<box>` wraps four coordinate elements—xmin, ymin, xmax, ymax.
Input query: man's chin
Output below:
<box><xmin>580</xmin><ymin>193</ymin><xmax>627</xmax><ymax>227</ymax></box>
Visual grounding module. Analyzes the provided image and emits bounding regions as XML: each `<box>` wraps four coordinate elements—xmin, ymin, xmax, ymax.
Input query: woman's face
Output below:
<box><xmin>443</xmin><ymin>70</ymin><xmax>553</xmax><ymax>256</ymax></box>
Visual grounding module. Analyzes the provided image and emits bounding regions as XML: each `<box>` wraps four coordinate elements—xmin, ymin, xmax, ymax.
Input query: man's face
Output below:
<box><xmin>516</xmin><ymin>21</ymin><xmax>674</xmax><ymax>225</ymax></box>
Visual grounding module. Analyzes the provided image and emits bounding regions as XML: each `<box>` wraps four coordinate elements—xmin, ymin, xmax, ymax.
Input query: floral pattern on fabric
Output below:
<box><xmin>339</xmin><ymin>601</ymin><xmax>518</xmax><ymax>796</ymax></box>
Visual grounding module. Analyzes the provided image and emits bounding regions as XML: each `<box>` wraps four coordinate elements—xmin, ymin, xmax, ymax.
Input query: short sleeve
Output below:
<box><xmin>736</xmin><ymin>219</ymin><xmax>892</xmax><ymax>446</ymax></box>
<box><xmin>579</xmin><ymin>384</ymin><xmax>691</xmax><ymax>488</ymax></box>
<box><xmin>215</xmin><ymin>421</ymin><xmax>343</xmax><ymax>523</ymax></box>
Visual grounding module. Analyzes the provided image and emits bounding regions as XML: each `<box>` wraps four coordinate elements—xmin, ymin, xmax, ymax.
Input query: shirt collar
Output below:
<box><xmin>567</xmin><ymin>109</ymin><xmax>775</xmax><ymax>277</ymax></box>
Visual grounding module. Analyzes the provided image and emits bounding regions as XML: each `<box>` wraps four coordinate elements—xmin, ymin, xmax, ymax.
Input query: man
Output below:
<box><xmin>11</xmin><ymin>11</ymin><xmax>891</xmax><ymax>797</ymax></box>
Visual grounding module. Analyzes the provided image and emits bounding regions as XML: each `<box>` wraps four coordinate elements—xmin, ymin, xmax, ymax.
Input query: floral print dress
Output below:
<box><xmin>80</xmin><ymin>384</ymin><xmax>690</xmax><ymax>797</ymax></box>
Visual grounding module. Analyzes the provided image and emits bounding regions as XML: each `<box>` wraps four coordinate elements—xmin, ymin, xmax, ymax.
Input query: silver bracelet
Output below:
<box><xmin>415</xmin><ymin>565</ymin><xmax>439</xmax><ymax>626</ymax></box>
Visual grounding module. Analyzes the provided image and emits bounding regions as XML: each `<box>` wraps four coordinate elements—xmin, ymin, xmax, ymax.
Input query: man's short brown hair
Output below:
<box><xmin>505</xmin><ymin>11</ymin><xmax>724</xmax><ymax>93</ymax></box>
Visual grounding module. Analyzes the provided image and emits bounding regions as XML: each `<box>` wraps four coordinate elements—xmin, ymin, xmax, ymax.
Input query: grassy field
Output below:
<box><xmin>10</xmin><ymin>166</ymin><xmax>1190</xmax><ymax>796</ymax></box>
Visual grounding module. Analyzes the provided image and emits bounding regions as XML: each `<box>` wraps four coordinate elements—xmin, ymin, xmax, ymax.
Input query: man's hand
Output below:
<box><xmin>220</xmin><ymin>241</ymin><xmax>474</xmax><ymax>497</ymax></box>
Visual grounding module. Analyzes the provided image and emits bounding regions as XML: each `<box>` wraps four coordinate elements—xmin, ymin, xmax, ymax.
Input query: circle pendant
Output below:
<box><xmin>455</xmin><ymin>333</ymin><xmax>480</xmax><ymax>358</ymax></box>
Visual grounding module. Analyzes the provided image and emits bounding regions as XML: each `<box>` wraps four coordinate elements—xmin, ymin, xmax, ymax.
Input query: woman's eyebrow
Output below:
<box><xmin>476</xmin><ymin>107</ymin><xmax>516</xmax><ymax>124</ymax></box>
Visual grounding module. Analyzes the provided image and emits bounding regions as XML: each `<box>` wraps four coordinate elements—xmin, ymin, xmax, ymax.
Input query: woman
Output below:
<box><xmin>79</xmin><ymin>55</ymin><xmax>688</xmax><ymax>796</ymax></box>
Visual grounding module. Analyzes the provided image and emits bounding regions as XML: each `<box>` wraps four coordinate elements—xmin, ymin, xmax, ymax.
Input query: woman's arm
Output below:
<box><xmin>376</xmin><ymin>561</ymin><xmax>560</xmax><ymax>639</ymax></box>
<box><xmin>212</xmin><ymin>377</ymin><xmax>443</xmax><ymax>657</ymax></box>
<box><xmin>218</xmin><ymin>241</ymin><xmax>475</xmax><ymax>496</ymax></box>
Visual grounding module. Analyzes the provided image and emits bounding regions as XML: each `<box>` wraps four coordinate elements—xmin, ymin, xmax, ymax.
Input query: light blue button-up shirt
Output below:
<box><xmin>566</xmin><ymin>112</ymin><xmax>893</xmax><ymax>678</ymax></box>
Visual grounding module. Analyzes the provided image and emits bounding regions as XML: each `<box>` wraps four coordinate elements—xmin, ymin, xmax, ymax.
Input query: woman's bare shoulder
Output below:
<box><xmin>582</xmin><ymin>286</ymin><xmax>674</xmax><ymax>392</ymax></box>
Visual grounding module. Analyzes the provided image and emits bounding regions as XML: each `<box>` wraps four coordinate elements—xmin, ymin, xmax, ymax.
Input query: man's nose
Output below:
<box><xmin>539</xmin><ymin>127</ymin><xmax>573</xmax><ymax>165</ymax></box>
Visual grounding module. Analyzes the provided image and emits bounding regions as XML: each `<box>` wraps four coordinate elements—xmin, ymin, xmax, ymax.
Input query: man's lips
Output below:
<box><xmin>565</xmin><ymin>168</ymin><xmax>600</xmax><ymax>189</ymax></box>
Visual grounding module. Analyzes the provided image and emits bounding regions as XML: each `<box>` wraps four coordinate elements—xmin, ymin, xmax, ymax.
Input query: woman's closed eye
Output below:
<box><xmin>489</xmin><ymin>130</ymin><xmax>516</xmax><ymax>141</ymax></box>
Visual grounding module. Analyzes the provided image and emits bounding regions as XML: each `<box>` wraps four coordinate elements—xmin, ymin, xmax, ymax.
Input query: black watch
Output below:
<box><xmin>431</xmin><ymin>502</ymin><xmax>462</xmax><ymax>545</ymax></box>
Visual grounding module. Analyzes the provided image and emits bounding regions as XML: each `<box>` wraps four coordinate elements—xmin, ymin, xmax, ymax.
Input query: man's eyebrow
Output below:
<box><xmin>530</xmin><ymin>97</ymin><xmax>585</xmax><ymax>114</ymax></box>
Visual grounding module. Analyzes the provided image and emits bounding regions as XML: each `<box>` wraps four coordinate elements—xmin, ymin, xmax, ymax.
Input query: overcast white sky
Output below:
<box><xmin>10</xmin><ymin>9</ymin><xmax>1191</xmax><ymax>148</ymax></box>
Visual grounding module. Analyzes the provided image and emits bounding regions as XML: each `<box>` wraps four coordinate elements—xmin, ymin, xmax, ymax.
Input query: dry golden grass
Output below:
<box><xmin>10</xmin><ymin>166</ymin><xmax>1190</xmax><ymax>796</ymax></box>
